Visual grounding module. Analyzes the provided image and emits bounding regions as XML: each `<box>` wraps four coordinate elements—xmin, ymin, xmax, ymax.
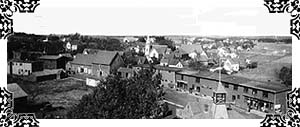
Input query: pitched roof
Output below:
<box><xmin>92</xmin><ymin>50</ymin><xmax>119</xmax><ymax>65</ymax></box>
<box><xmin>71</xmin><ymin>54</ymin><xmax>95</xmax><ymax>66</ymax></box>
<box><xmin>72</xmin><ymin>50</ymin><xmax>119</xmax><ymax>65</ymax></box>
<box><xmin>168</xmin><ymin>59</ymin><xmax>181</xmax><ymax>65</ymax></box>
<box><xmin>152</xmin><ymin>45</ymin><xmax>168</xmax><ymax>54</ymax></box>
<box><xmin>180</xmin><ymin>44</ymin><xmax>203</xmax><ymax>54</ymax></box>
<box><xmin>136</xmin><ymin>56</ymin><xmax>147</xmax><ymax>64</ymax></box>
<box><xmin>7</xmin><ymin>83</ymin><xmax>28</xmax><ymax>99</ymax></box>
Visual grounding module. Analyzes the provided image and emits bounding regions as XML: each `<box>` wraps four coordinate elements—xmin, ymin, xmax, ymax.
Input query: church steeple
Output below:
<box><xmin>213</xmin><ymin>82</ymin><xmax>227</xmax><ymax>104</ymax></box>
<box><xmin>212</xmin><ymin>53</ymin><xmax>228</xmax><ymax>119</ymax></box>
<box><xmin>145</xmin><ymin>35</ymin><xmax>151</xmax><ymax>57</ymax></box>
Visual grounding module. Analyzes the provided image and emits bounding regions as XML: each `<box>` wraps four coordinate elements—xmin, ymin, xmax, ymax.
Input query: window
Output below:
<box><xmin>233</xmin><ymin>85</ymin><xmax>238</xmax><ymax>91</ymax></box>
<box><xmin>20</xmin><ymin>63</ymin><xmax>22</xmax><ymax>66</ymax></box>
<box><xmin>244</xmin><ymin>87</ymin><xmax>248</xmax><ymax>93</ymax></box>
<box><xmin>196</xmin><ymin>86</ymin><xmax>200</xmax><ymax>92</ymax></box>
<box><xmin>126</xmin><ymin>73</ymin><xmax>129</xmax><ymax>78</ymax></box>
<box><xmin>196</xmin><ymin>77</ymin><xmax>200</xmax><ymax>83</ymax></box>
<box><xmin>191</xmin><ymin>85</ymin><xmax>195</xmax><ymax>90</ymax></box>
<box><xmin>252</xmin><ymin>89</ymin><xmax>257</xmax><ymax>95</ymax></box>
<box><xmin>224</xmin><ymin>83</ymin><xmax>229</xmax><ymax>88</ymax></box>
<box><xmin>263</xmin><ymin>91</ymin><xmax>268</xmax><ymax>98</ymax></box>
<box><xmin>232</xmin><ymin>95</ymin><xmax>236</xmax><ymax>101</ymax></box>
<box><xmin>99</xmin><ymin>71</ymin><xmax>102</xmax><ymax>76</ymax></box>
<box><xmin>237</xmin><ymin>95</ymin><xmax>240</xmax><ymax>99</ymax></box>
<box><xmin>181</xmin><ymin>75</ymin><xmax>184</xmax><ymax>80</ymax></box>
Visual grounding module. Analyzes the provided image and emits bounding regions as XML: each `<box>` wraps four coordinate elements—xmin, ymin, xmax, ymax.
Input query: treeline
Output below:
<box><xmin>257</xmin><ymin>38</ymin><xmax>292</xmax><ymax>44</ymax></box>
<box><xmin>7</xmin><ymin>32</ymin><xmax>125</xmax><ymax>59</ymax></box>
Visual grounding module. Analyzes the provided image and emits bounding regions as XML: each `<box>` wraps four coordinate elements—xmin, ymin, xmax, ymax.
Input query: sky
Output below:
<box><xmin>12</xmin><ymin>0</ymin><xmax>291</xmax><ymax>36</ymax></box>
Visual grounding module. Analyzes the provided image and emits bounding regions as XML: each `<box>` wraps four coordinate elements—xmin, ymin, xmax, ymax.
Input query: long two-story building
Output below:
<box><xmin>174</xmin><ymin>70</ymin><xmax>291</xmax><ymax>114</ymax></box>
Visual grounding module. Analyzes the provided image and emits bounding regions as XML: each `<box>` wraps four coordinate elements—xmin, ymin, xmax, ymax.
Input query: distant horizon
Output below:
<box><xmin>14</xmin><ymin>31</ymin><xmax>292</xmax><ymax>38</ymax></box>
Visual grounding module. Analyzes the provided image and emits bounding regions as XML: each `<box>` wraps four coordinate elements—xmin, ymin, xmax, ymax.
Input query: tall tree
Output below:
<box><xmin>279</xmin><ymin>66</ymin><xmax>292</xmax><ymax>86</ymax></box>
<box><xmin>67</xmin><ymin>69</ymin><xmax>168</xmax><ymax>119</ymax></box>
<box><xmin>188</xmin><ymin>60</ymin><xmax>208</xmax><ymax>71</ymax></box>
<box><xmin>155</xmin><ymin>36</ymin><xmax>175</xmax><ymax>50</ymax></box>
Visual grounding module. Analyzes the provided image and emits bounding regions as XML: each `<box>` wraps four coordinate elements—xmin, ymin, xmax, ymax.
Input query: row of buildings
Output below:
<box><xmin>7</xmin><ymin>36</ymin><xmax>291</xmax><ymax>118</ymax></box>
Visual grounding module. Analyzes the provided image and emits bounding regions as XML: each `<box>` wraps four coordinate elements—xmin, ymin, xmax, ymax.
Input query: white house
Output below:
<box><xmin>7</xmin><ymin>60</ymin><xmax>44</xmax><ymax>76</ymax></box>
<box><xmin>66</xmin><ymin>41</ymin><xmax>79</xmax><ymax>51</ymax></box>
<box><xmin>86</xmin><ymin>78</ymin><xmax>100</xmax><ymax>87</ymax></box>
<box><xmin>223</xmin><ymin>59</ymin><xmax>239</xmax><ymax>74</ymax></box>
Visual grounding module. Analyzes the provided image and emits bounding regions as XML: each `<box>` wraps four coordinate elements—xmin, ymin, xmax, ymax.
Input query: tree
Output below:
<box><xmin>279</xmin><ymin>66</ymin><xmax>292</xmax><ymax>86</ymax></box>
<box><xmin>188</xmin><ymin>60</ymin><xmax>208</xmax><ymax>71</ymax></box>
<box><xmin>67</xmin><ymin>69</ymin><xmax>168</xmax><ymax>119</ymax></box>
<box><xmin>155</xmin><ymin>36</ymin><xmax>175</xmax><ymax>50</ymax></box>
<box><xmin>137</xmin><ymin>37</ymin><xmax>146</xmax><ymax>42</ymax></box>
<box><xmin>122</xmin><ymin>50</ymin><xmax>138</xmax><ymax>66</ymax></box>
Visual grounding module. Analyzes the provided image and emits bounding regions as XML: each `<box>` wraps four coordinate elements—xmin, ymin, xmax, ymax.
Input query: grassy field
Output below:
<box><xmin>235</xmin><ymin>42</ymin><xmax>292</xmax><ymax>83</ymax></box>
<box><xmin>11</xmin><ymin>77</ymin><xmax>94</xmax><ymax>118</ymax></box>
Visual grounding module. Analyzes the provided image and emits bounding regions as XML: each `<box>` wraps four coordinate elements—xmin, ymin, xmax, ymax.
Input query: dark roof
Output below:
<box><xmin>241</xmin><ymin>81</ymin><xmax>292</xmax><ymax>93</ymax></box>
<box><xmin>71</xmin><ymin>50</ymin><xmax>119</xmax><ymax>65</ymax></box>
<box><xmin>7</xmin><ymin>83</ymin><xmax>28</xmax><ymax>99</ymax></box>
<box><xmin>177</xmin><ymin>70</ymin><xmax>290</xmax><ymax>93</ymax></box>
<box><xmin>71</xmin><ymin>54</ymin><xmax>95</xmax><ymax>66</ymax></box>
<box><xmin>39</xmin><ymin>55</ymin><xmax>63</xmax><ymax>60</ymax></box>
<box><xmin>92</xmin><ymin>51</ymin><xmax>119</xmax><ymax>65</ymax></box>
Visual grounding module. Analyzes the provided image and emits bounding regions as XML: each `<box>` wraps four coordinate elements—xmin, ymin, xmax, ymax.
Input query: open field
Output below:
<box><xmin>235</xmin><ymin>42</ymin><xmax>292</xmax><ymax>83</ymax></box>
<box><xmin>11</xmin><ymin>77</ymin><xmax>94</xmax><ymax>118</ymax></box>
